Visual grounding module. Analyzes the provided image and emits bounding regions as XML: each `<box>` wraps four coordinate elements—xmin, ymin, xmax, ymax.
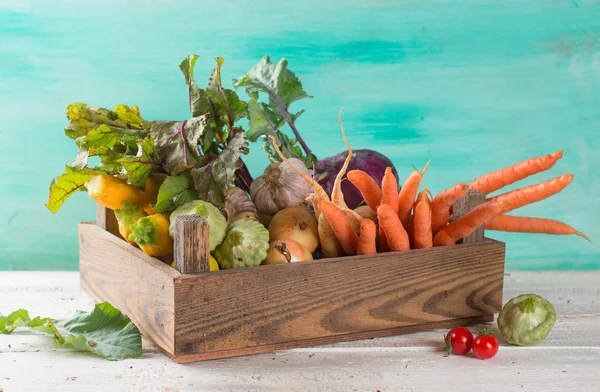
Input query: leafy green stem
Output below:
<box><xmin>265</xmin><ymin>84</ymin><xmax>312</xmax><ymax>157</ymax></box>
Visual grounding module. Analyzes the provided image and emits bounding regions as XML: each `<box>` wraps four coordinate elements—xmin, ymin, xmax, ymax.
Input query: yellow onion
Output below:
<box><xmin>262</xmin><ymin>239</ymin><xmax>313</xmax><ymax>265</ymax></box>
<box><xmin>268</xmin><ymin>205</ymin><xmax>319</xmax><ymax>252</ymax></box>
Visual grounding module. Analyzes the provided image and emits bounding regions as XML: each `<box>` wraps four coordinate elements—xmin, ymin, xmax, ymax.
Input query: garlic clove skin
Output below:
<box><xmin>250</xmin><ymin>158</ymin><xmax>312</xmax><ymax>215</ymax></box>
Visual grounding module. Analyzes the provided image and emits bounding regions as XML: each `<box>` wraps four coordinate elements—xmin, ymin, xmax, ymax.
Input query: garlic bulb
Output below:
<box><xmin>250</xmin><ymin>158</ymin><xmax>312</xmax><ymax>215</ymax></box>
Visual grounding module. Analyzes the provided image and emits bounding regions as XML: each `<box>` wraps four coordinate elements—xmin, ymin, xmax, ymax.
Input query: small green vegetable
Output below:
<box><xmin>497</xmin><ymin>293</ymin><xmax>556</xmax><ymax>346</ymax></box>
<box><xmin>114</xmin><ymin>201</ymin><xmax>147</xmax><ymax>245</ymax></box>
<box><xmin>0</xmin><ymin>302</ymin><xmax>142</xmax><ymax>361</ymax></box>
<box><xmin>169</xmin><ymin>200</ymin><xmax>227</xmax><ymax>251</ymax></box>
<box><xmin>214</xmin><ymin>219</ymin><xmax>269</xmax><ymax>269</ymax></box>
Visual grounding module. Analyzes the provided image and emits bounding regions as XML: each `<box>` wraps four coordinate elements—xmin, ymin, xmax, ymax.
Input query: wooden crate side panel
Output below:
<box><xmin>79</xmin><ymin>223</ymin><xmax>179</xmax><ymax>354</ymax></box>
<box><xmin>170</xmin><ymin>314</ymin><xmax>493</xmax><ymax>363</ymax></box>
<box><xmin>174</xmin><ymin>240</ymin><xmax>505</xmax><ymax>356</ymax></box>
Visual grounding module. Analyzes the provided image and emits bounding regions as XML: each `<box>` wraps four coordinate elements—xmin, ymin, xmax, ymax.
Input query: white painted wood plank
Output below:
<box><xmin>502</xmin><ymin>271</ymin><xmax>600</xmax><ymax>315</ymax></box>
<box><xmin>0</xmin><ymin>348</ymin><xmax>598</xmax><ymax>392</ymax></box>
<box><xmin>0</xmin><ymin>271</ymin><xmax>599</xmax><ymax>392</ymax></box>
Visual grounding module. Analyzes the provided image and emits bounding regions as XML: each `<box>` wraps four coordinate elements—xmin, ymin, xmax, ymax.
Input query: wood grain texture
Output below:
<box><xmin>173</xmin><ymin>239</ymin><xmax>505</xmax><ymax>358</ymax></box>
<box><xmin>95</xmin><ymin>204</ymin><xmax>119</xmax><ymax>238</ymax></box>
<box><xmin>4</xmin><ymin>271</ymin><xmax>597</xmax><ymax>391</ymax></box>
<box><xmin>79</xmin><ymin>223</ymin><xmax>180</xmax><ymax>354</ymax></box>
<box><xmin>170</xmin><ymin>314</ymin><xmax>493</xmax><ymax>363</ymax></box>
<box><xmin>452</xmin><ymin>189</ymin><xmax>486</xmax><ymax>244</ymax></box>
<box><xmin>173</xmin><ymin>215</ymin><xmax>210</xmax><ymax>274</ymax></box>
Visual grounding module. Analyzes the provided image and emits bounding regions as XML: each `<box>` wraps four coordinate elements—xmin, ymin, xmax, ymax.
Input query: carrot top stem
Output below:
<box><xmin>331</xmin><ymin>108</ymin><xmax>352</xmax><ymax>210</ymax></box>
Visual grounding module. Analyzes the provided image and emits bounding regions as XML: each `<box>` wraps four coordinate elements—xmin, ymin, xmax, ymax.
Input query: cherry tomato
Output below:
<box><xmin>442</xmin><ymin>327</ymin><xmax>473</xmax><ymax>356</ymax></box>
<box><xmin>472</xmin><ymin>329</ymin><xmax>499</xmax><ymax>360</ymax></box>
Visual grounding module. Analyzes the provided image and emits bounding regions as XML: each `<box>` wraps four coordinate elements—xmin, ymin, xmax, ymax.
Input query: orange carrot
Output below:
<box><xmin>328</xmin><ymin>110</ymin><xmax>364</xmax><ymax>226</ymax></box>
<box><xmin>413</xmin><ymin>190</ymin><xmax>433</xmax><ymax>249</ymax></box>
<box><xmin>377</xmin><ymin>204</ymin><xmax>410</xmax><ymax>251</ymax></box>
<box><xmin>271</xmin><ymin>137</ymin><xmax>346</xmax><ymax>257</ymax></box>
<box><xmin>487</xmin><ymin>174</ymin><xmax>573</xmax><ymax>213</ymax></box>
<box><xmin>347</xmin><ymin>170</ymin><xmax>381</xmax><ymax>212</ymax></box>
<box><xmin>433</xmin><ymin>200</ymin><xmax>504</xmax><ymax>246</ymax></box>
<box><xmin>469</xmin><ymin>150</ymin><xmax>563</xmax><ymax>195</ymax></box>
<box><xmin>378</xmin><ymin>224</ymin><xmax>389</xmax><ymax>252</ymax></box>
<box><xmin>380</xmin><ymin>167</ymin><xmax>399</xmax><ymax>213</ymax></box>
<box><xmin>318</xmin><ymin>214</ymin><xmax>345</xmax><ymax>257</ymax></box>
<box><xmin>398</xmin><ymin>160</ymin><xmax>430</xmax><ymax>228</ymax></box>
<box><xmin>485</xmin><ymin>215</ymin><xmax>591</xmax><ymax>242</ymax></box>
<box><xmin>358</xmin><ymin>219</ymin><xmax>377</xmax><ymax>255</ymax></box>
<box><xmin>431</xmin><ymin>183</ymin><xmax>469</xmax><ymax>236</ymax></box>
<box><xmin>319</xmin><ymin>201</ymin><xmax>359</xmax><ymax>255</ymax></box>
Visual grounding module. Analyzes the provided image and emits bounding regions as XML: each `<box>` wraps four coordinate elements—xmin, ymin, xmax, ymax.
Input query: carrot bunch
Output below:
<box><xmin>329</xmin><ymin>149</ymin><xmax>589</xmax><ymax>256</ymax></box>
<box><xmin>272</xmin><ymin>115</ymin><xmax>589</xmax><ymax>257</ymax></box>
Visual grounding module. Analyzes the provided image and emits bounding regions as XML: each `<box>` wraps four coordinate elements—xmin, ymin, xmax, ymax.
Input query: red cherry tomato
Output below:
<box><xmin>442</xmin><ymin>327</ymin><xmax>473</xmax><ymax>356</ymax></box>
<box><xmin>472</xmin><ymin>329</ymin><xmax>499</xmax><ymax>360</ymax></box>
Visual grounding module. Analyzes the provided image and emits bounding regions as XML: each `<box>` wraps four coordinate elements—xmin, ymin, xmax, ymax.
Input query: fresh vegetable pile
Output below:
<box><xmin>46</xmin><ymin>54</ymin><xmax>590</xmax><ymax>269</ymax></box>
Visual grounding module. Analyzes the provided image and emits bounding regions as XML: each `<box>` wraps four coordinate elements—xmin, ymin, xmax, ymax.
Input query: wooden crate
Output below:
<box><xmin>79</xmin><ymin>193</ymin><xmax>506</xmax><ymax>363</ymax></box>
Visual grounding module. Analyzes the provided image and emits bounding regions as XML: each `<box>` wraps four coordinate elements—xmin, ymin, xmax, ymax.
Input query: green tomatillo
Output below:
<box><xmin>497</xmin><ymin>293</ymin><xmax>556</xmax><ymax>346</ymax></box>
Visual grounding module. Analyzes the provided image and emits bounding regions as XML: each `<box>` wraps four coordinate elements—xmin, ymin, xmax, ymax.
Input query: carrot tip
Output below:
<box><xmin>576</xmin><ymin>231</ymin><xmax>593</xmax><ymax>244</ymax></box>
<box><xmin>422</xmin><ymin>158</ymin><xmax>431</xmax><ymax>174</ymax></box>
<box><xmin>552</xmin><ymin>150</ymin><xmax>564</xmax><ymax>160</ymax></box>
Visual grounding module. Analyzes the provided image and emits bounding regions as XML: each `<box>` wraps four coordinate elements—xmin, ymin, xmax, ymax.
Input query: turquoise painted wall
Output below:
<box><xmin>1</xmin><ymin>0</ymin><xmax>599</xmax><ymax>270</ymax></box>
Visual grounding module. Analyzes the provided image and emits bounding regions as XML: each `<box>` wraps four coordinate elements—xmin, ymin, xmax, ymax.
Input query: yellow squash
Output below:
<box><xmin>86</xmin><ymin>174</ymin><xmax>146</xmax><ymax>210</ymax></box>
<box><xmin>128</xmin><ymin>214</ymin><xmax>173</xmax><ymax>257</ymax></box>
<box><xmin>170</xmin><ymin>256</ymin><xmax>220</xmax><ymax>271</ymax></box>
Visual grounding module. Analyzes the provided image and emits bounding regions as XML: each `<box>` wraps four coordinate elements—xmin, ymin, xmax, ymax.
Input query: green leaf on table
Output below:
<box><xmin>179</xmin><ymin>55</ymin><xmax>211</xmax><ymax>118</ymax></box>
<box><xmin>45</xmin><ymin>170</ymin><xmax>92</xmax><ymax>213</ymax></box>
<box><xmin>0</xmin><ymin>309</ymin><xmax>54</xmax><ymax>335</ymax></box>
<box><xmin>191</xmin><ymin>129</ymin><xmax>248</xmax><ymax>206</ymax></box>
<box><xmin>52</xmin><ymin>302</ymin><xmax>142</xmax><ymax>361</ymax></box>
<box><xmin>149</xmin><ymin>117</ymin><xmax>207</xmax><ymax>175</ymax></box>
<box><xmin>0</xmin><ymin>302</ymin><xmax>142</xmax><ymax>361</ymax></box>
<box><xmin>153</xmin><ymin>172</ymin><xmax>197</xmax><ymax>213</ymax></box>
<box><xmin>118</xmin><ymin>138</ymin><xmax>160</xmax><ymax>189</ymax></box>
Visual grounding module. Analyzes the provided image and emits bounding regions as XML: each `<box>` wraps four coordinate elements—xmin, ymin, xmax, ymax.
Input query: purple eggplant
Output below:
<box><xmin>313</xmin><ymin>149</ymin><xmax>399</xmax><ymax>209</ymax></box>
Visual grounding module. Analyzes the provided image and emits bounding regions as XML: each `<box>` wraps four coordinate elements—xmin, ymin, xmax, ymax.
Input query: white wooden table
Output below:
<box><xmin>1</xmin><ymin>271</ymin><xmax>599</xmax><ymax>392</ymax></box>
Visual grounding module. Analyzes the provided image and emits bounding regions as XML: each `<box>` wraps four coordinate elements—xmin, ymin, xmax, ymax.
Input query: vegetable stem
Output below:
<box><xmin>286</xmin><ymin>117</ymin><xmax>311</xmax><ymax>156</ymax></box>
<box><xmin>265</xmin><ymin>84</ymin><xmax>312</xmax><ymax>157</ymax></box>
